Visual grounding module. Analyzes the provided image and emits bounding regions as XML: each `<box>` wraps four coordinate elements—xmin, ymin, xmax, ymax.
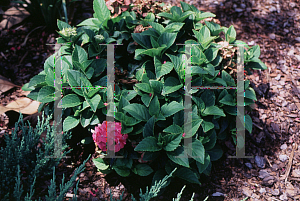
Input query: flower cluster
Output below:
<box><xmin>59</xmin><ymin>27</ymin><xmax>77</xmax><ymax>38</ymax></box>
<box><xmin>94</xmin><ymin>34</ymin><xmax>105</xmax><ymax>43</ymax></box>
<box><xmin>92</xmin><ymin>121</ymin><xmax>128</xmax><ymax>152</ymax></box>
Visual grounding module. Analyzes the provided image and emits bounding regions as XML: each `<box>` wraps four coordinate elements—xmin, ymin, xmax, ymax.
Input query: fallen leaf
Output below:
<box><xmin>0</xmin><ymin>7</ymin><xmax>30</xmax><ymax>30</ymax></box>
<box><xmin>0</xmin><ymin>75</ymin><xmax>19</xmax><ymax>95</ymax></box>
<box><xmin>0</xmin><ymin>97</ymin><xmax>40</xmax><ymax>115</ymax></box>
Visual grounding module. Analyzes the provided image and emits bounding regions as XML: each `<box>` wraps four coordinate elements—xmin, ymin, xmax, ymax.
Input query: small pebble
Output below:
<box><xmin>255</xmin><ymin>156</ymin><xmax>266</xmax><ymax>168</ymax></box>
<box><xmin>259</xmin><ymin>188</ymin><xmax>266</xmax><ymax>194</ymax></box>
<box><xmin>245</xmin><ymin>162</ymin><xmax>253</xmax><ymax>169</ymax></box>
<box><xmin>279</xmin><ymin>154</ymin><xmax>288</xmax><ymax>162</ymax></box>
<box><xmin>212</xmin><ymin>192</ymin><xmax>224</xmax><ymax>196</ymax></box>
<box><xmin>269</xmin><ymin>33</ymin><xmax>276</xmax><ymax>40</ymax></box>
<box><xmin>280</xmin><ymin>144</ymin><xmax>287</xmax><ymax>150</ymax></box>
<box><xmin>280</xmin><ymin>192</ymin><xmax>288</xmax><ymax>200</ymax></box>
<box><xmin>271</xmin><ymin>189</ymin><xmax>280</xmax><ymax>196</ymax></box>
<box><xmin>259</xmin><ymin>170</ymin><xmax>270</xmax><ymax>179</ymax></box>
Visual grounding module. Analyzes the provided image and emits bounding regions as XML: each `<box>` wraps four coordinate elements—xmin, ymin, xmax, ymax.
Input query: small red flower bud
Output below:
<box><xmin>10</xmin><ymin>47</ymin><xmax>15</xmax><ymax>51</ymax></box>
<box><xmin>17</xmin><ymin>46</ymin><xmax>21</xmax><ymax>50</ymax></box>
<box><xmin>182</xmin><ymin>133</ymin><xmax>186</xmax><ymax>137</ymax></box>
<box><xmin>149</xmin><ymin>93</ymin><xmax>152</xmax><ymax>97</ymax></box>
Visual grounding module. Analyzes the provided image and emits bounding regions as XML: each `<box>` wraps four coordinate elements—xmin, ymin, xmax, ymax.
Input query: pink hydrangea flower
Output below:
<box><xmin>92</xmin><ymin>121</ymin><xmax>128</xmax><ymax>152</ymax></box>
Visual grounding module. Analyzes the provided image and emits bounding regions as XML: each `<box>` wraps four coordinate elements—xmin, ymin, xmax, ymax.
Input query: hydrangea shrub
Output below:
<box><xmin>25</xmin><ymin>0</ymin><xmax>267</xmax><ymax>186</ymax></box>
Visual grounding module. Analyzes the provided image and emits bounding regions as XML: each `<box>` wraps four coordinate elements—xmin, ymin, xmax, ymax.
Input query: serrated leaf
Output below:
<box><xmin>161</xmin><ymin>101</ymin><xmax>184</xmax><ymax>117</ymax></box>
<box><xmin>28</xmin><ymin>75</ymin><xmax>46</xmax><ymax>88</ymax></box>
<box><xmin>37</xmin><ymin>86</ymin><xmax>55</xmax><ymax>103</ymax></box>
<box><xmin>134</xmin><ymin>136</ymin><xmax>162</xmax><ymax>152</ymax></box>
<box><xmin>163</xmin><ymin>134</ymin><xmax>182</xmax><ymax>152</ymax></box>
<box><xmin>134</xmin><ymin>164</ymin><xmax>153</xmax><ymax>176</ymax></box>
<box><xmin>175</xmin><ymin>167</ymin><xmax>200</xmax><ymax>185</ymax></box>
<box><xmin>61</xmin><ymin>94</ymin><xmax>82</xmax><ymax>108</ymax></box>
<box><xmin>93</xmin><ymin>158</ymin><xmax>109</xmax><ymax>170</ymax></box>
<box><xmin>166</xmin><ymin>146</ymin><xmax>189</xmax><ymax>168</ymax></box>
<box><xmin>196</xmin><ymin>153</ymin><xmax>210</xmax><ymax>173</ymax></box>
<box><xmin>245</xmin><ymin>114</ymin><xmax>253</xmax><ymax>134</ymax></box>
<box><xmin>149</xmin><ymin>95</ymin><xmax>160</xmax><ymax>116</ymax></box>
<box><xmin>143</xmin><ymin>116</ymin><xmax>155</xmax><ymax>137</ymax></box>
<box><xmin>123</xmin><ymin>103</ymin><xmax>150</xmax><ymax>121</ymax></box>
<box><xmin>154</xmin><ymin>57</ymin><xmax>173</xmax><ymax>79</ymax></box>
<box><xmin>203</xmin><ymin>106</ymin><xmax>226</xmax><ymax>117</ymax></box>
<box><xmin>163</xmin><ymin>124</ymin><xmax>183</xmax><ymax>134</ymax></box>
<box><xmin>63</xmin><ymin>116</ymin><xmax>79</xmax><ymax>131</ymax></box>
<box><xmin>94</xmin><ymin>0</ymin><xmax>110</xmax><ymax>23</ymax></box>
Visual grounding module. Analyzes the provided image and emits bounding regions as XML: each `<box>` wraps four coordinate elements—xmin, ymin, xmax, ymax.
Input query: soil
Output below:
<box><xmin>1</xmin><ymin>0</ymin><xmax>300</xmax><ymax>200</ymax></box>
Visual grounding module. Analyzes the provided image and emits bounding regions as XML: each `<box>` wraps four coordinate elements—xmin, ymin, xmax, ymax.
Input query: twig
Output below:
<box><xmin>280</xmin><ymin>143</ymin><xmax>297</xmax><ymax>184</ymax></box>
<box><xmin>289</xmin><ymin>177</ymin><xmax>300</xmax><ymax>182</ymax></box>
<box><xmin>253</xmin><ymin>122</ymin><xmax>263</xmax><ymax>130</ymax></box>
<box><xmin>20</xmin><ymin>26</ymin><xmax>44</xmax><ymax>47</ymax></box>
<box><xmin>18</xmin><ymin>51</ymin><xmax>28</xmax><ymax>65</ymax></box>
<box><xmin>264</xmin><ymin>155</ymin><xmax>273</xmax><ymax>167</ymax></box>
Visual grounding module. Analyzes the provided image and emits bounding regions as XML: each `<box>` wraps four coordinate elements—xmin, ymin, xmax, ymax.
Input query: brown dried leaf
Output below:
<box><xmin>0</xmin><ymin>75</ymin><xmax>19</xmax><ymax>95</ymax></box>
<box><xmin>0</xmin><ymin>97</ymin><xmax>40</xmax><ymax>115</ymax></box>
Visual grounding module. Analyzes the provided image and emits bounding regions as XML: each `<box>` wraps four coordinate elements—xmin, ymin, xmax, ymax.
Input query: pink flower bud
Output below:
<box><xmin>10</xmin><ymin>47</ymin><xmax>15</xmax><ymax>51</ymax></box>
<box><xmin>17</xmin><ymin>46</ymin><xmax>21</xmax><ymax>50</ymax></box>
<box><xmin>163</xmin><ymin>61</ymin><xmax>166</xmax><ymax>64</ymax></box>
<box><xmin>104</xmin><ymin>103</ymin><xmax>108</xmax><ymax>106</ymax></box>
<box><xmin>182</xmin><ymin>133</ymin><xmax>186</xmax><ymax>137</ymax></box>
<box><xmin>96</xmin><ymin>56</ymin><xmax>100</xmax><ymax>59</ymax></box>
<box><xmin>149</xmin><ymin>93</ymin><xmax>152</xmax><ymax>97</ymax></box>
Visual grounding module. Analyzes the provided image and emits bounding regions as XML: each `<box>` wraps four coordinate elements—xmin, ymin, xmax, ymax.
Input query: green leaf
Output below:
<box><xmin>45</xmin><ymin>68</ymin><xmax>54</xmax><ymax>87</ymax></box>
<box><xmin>114</xmin><ymin>166</ymin><xmax>130</xmax><ymax>177</ymax></box>
<box><xmin>203</xmin><ymin>106</ymin><xmax>226</xmax><ymax>117</ymax></box>
<box><xmin>57</xmin><ymin>19</ymin><xmax>71</xmax><ymax>30</ymax></box>
<box><xmin>154</xmin><ymin>57</ymin><xmax>173</xmax><ymax>79</ymax></box>
<box><xmin>161</xmin><ymin>101</ymin><xmax>184</xmax><ymax>117</ymax></box>
<box><xmin>93</xmin><ymin>158</ymin><xmax>109</xmax><ymax>170</ymax></box>
<box><xmin>166</xmin><ymin>146</ymin><xmax>189</xmax><ymax>168</ymax></box>
<box><xmin>37</xmin><ymin>86</ymin><xmax>55</xmax><ymax>103</ymax></box>
<box><xmin>135</xmin><ymin>83</ymin><xmax>153</xmax><ymax>93</ymax></box>
<box><xmin>94</xmin><ymin>0</ymin><xmax>110</xmax><ymax>23</ymax></box>
<box><xmin>175</xmin><ymin>167</ymin><xmax>200</xmax><ymax>185</ymax></box>
<box><xmin>134</xmin><ymin>136</ymin><xmax>162</xmax><ymax>152</ymax></box>
<box><xmin>157</xmin><ymin>33</ymin><xmax>177</xmax><ymax>50</ymax></box>
<box><xmin>246</xmin><ymin>61</ymin><xmax>267</xmax><ymax>70</ymax></box>
<box><xmin>132</xmin><ymin>33</ymin><xmax>151</xmax><ymax>49</ymax></box>
<box><xmin>123</xmin><ymin>103</ymin><xmax>150</xmax><ymax>121</ymax></box>
<box><xmin>149</xmin><ymin>95</ymin><xmax>160</xmax><ymax>116</ymax></box>
<box><xmin>205</xmin><ymin>48</ymin><xmax>219</xmax><ymax>62</ymax></box>
<box><xmin>163</xmin><ymin>134</ymin><xmax>182</xmax><ymax>152</ymax></box>
<box><xmin>28</xmin><ymin>75</ymin><xmax>46</xmax><ymax>88</ymax></box>
<box><xmin>67</xmin><ymin>70</ymin><xmax>92</xmax><ymax>87</ymax></box>
<box><xmin>196</xmin><ymin>153</ymin><xmax>210</xmax><ymax>173</ymax></box>
<box><xmin>225</xmin><ymin>25</ymin><xmax>236</xmax><ymax>43</ymax></box>
<box><xmin>222</xmin><ymin>70</ymin><xmax>236</xmax><ymax>86</ymax></box>
<box><xmin>85</xmin><ymin>94</ymin><xmax>101</xmax><ymax>112</ymax></box>
<box><xmin>245</xmin><ymin>114</ymin><xmax>253</xmax><ymax>133</ymax></box>
<box><xmin>219</xmin><ymin>94</ymin><xmax>236</xmax><ymax>106</ymax></box>
<box><xmin>148</xmin><ymin>22</ymin><xmax>165</xmax><ymax>34</ymax></box>
<box><xmin>245</xmin><ymin>88</ymin><xmax>257</xmax><ymax>101</ymax></box>
<box><xmin>201</xmin><ymin>89</ymin><xmax>215</xmax><ymax>107</ymax></box>
<box><xmin>201</xmin><ymin>120</ymin><xmax>214</xmax><ymax>132</ymax></box>
<box><xmin>149</xmin><ymin>80</ymin><xmax>163</xmax><ymax>95</ymax></box>
<box><xmin>185</xmin><ymin>139</ymin><xmax>205</xmax><ymax>164</ymax></box>
<box><xmin>141</xmin><ymin>94</ymin><xmax>153</xmax><ymax>107</ymax></box>
<box><xmin>61</xmin><ymin>94</ymin><xmax>82</xmax><ymax>108</ymax></box>
<box><xmin>134</xmin><ymin>164</ymin><xmax>153</xmax><ymax>176</ymax></box>
<box><xmin>63</xmin><ymin>116</ymin><xmax>79</xmax><ymax>132</ymax></box>
<box><xmin>80</xmin><ymin>108</ymin><xmax>94</xmax><ymax>128</ymax></box>
<box><xmin>77</xmin><ymin>18</ymin><xmax>100</xmax><ymax>27</ymax></box>
<box><xmin>135</xmin><ymin>47</ymin><xmax>166</xmax><ymax>58</ymax></box>
<box><xmin>72</xmin><ymin>45</ymin><xmax>88</xmax><ymax>69</ymax></box>
<box><xmin>163</xmin><ymin>124</ymin><xmax>183</xmax><ymax>134</ymax></box>
<box><xmin>162</xmin><ymin>77</ymin><xmax>183</xmax><ymax>95</ymax></box>
<box><xmin>143</xmin><ymin>116</ymin><xmax>155</xmax><ymax>138</ymax></box>
<box><xmin>194</xmin><ymin>12</ymin><xmax>216</xmax><ymax>21</ymax></box>
<box><xmin>206</xmin><ymin>144</ymin><xmax>223</xmax><ymax>161</ymax></box>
